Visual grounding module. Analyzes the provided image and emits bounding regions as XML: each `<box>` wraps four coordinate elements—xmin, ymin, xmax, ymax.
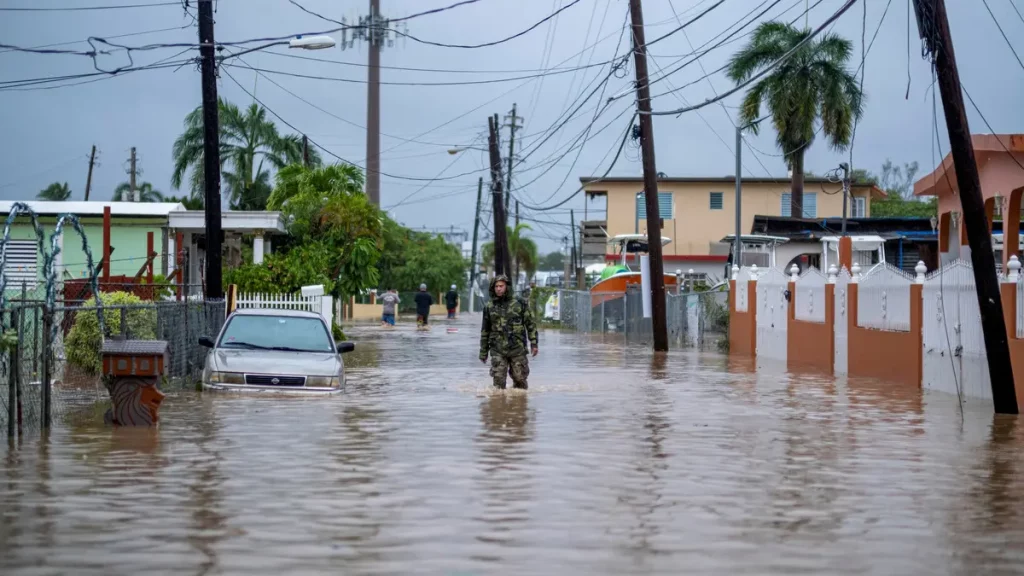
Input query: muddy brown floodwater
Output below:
<box><xmin>2</xmin><ymin>316</ymin><xmax>1024</xmax><ymax>575</ymax></box>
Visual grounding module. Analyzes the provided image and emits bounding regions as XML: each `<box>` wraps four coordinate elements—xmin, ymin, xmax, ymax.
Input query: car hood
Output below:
<box><xmin>211</xmin><ymin>349</ymin><xmax>341</xmax><ymax>376</ymax></box>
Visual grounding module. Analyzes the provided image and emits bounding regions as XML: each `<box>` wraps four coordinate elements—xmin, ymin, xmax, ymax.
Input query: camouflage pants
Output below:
<box><xmin>490</xmin><ymin>354</ymin><xmax>530</xmax><ymax>389</ymax></box>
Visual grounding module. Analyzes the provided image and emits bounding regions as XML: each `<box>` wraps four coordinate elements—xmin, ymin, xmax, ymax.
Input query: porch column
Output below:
<box><xmin>253</xmin><ymin>229</ymin><xmax>265</xmax><ymax>265</ymax></box>
<box><xmin>264</xmin><ymin>235</ymin><xmax>272</xmax><ymax>258</ymax></box>
<box><xmin>1005</xmin><ymin>187</ymin><xmax>1023</xmax><ymax>270</ymax></box>
<box><xmin>167</xmin><ymin>232</ymin><xmax>176</xmax><ymax>277</ymax></box>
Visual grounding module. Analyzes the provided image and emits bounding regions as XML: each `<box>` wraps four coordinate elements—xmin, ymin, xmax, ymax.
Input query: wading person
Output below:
<box><xmin>380</xmin><ymin>288</ymin><xmax>400</xmax><ymax>327</ymax></box>
<box><xmin>479</xmin><ymin>274</ymin><xmax>539</xmax><ymax>389</ymax></box>
<box><xmin>414</xmin><ymin>283</ymin><xmax>433</xmax><ymax>329</ymax></box>
<box><xmin>445</xmin><ymin>284</ymin><xmax>459</xmax><ymax>319</ymax></box>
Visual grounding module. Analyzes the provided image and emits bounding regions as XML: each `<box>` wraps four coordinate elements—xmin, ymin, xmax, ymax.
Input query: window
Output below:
<box><xmin>1</xmin><ymin>240</ymin><xmax>38</xmax><ymax>289</ymax></box>
<box><xmin>780</xmin><ymin>192</ymin><xmax>817</xmax><ymax>218</ymax></box>
<box><xmin>709</xmin><ymin>191</ymin><xmax>724</xmax><ymax>210</ymax></box>
<box><xmin>218</xmin><ymin>314</ymin><xmax>334</xmax><ymax>352</ymax></box>
<box><xmin>852</xmin><ymin>197</ymin><xmax>867</xmax><ymax>218</ymax></box>
<box><xmin>635</xmin><ymin>192</ymin><xmax>673</xmax><ymax>220</ymax></box>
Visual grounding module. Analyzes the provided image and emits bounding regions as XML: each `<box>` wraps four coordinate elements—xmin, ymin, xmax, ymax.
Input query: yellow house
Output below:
<box><xmin>580</xmin><ymin>176</ymin><xmax>886</xmax><ymax>270</ymax></box>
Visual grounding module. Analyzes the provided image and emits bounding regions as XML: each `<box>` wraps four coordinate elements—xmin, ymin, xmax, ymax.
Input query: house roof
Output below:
<box><xmin>750</xmin><ymin>215</ymin><xmax>937</xmax><ymax>242</ymax></box>
<box><xmin>0</xmin><ymin>200</ymin><xmax>185</xmax><ymax>217</ymax></box>
<box><xmin>913</xmin><ymin>133</ymin><xmax>1024</xmax><ymax>197</ymax></box>
<box><xmin>168</xmin><ymin>210</ymin><xmax>287</xmax><ymax>234</ymax></box>
<box><xmin>580</xmin><ymin>176</ymin><xmax>886</xmax><ymax>198</ymax></box>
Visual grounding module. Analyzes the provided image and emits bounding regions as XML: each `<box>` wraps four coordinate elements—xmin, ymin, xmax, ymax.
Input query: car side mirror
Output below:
<box><xmin>337</xmin><ymin>342</ymin><xmax>355</xmax><ymax>354</ymax></box>
<box><xmin>198</xmin><ymin>336</ymin><xmax>215</xmax><ymax>348</ymax></box>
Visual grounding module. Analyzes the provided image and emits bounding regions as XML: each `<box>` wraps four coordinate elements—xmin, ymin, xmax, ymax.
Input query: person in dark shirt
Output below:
<box><xmin>445</xmin><ymin>284</ymin><xmax>459</xmax><ymax>319</ymax></box>
<box><xmin>414</xmin><ymin>283</ymin><xmax>433</xmax><ymax>328</ymax></box>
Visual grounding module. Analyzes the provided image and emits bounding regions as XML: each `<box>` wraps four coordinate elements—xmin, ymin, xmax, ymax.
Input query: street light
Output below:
<box><xmin>288</xmin><ymin>35</ymin><xmax>337</xmax><ymax>50</ymax></box>
<box><xmin>447</xmin><ymin>146</ymin><xmax>489</xmax><ymax>155</ymax></box>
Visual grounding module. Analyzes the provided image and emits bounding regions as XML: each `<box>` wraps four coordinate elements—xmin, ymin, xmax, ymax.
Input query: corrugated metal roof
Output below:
<box><xmin>0</xmin><ymin>201</ymin><xmax>184</xmax><ymax>217</ymax></box>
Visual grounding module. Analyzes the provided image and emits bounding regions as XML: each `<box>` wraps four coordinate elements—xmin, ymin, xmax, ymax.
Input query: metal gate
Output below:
<box><xmin>755</xmin><ymin>267</ymin><xmax>789</xmax><ymax>363</ymax></box>
<box><xmin>921</xmin><ymin>260</ymin><xmax>992</xmax><ymax>402</ymax></box>
<box><xmin>833</xmin><ymin>267</ymin><xmax>851</xmax><ymax>374</ymax></box>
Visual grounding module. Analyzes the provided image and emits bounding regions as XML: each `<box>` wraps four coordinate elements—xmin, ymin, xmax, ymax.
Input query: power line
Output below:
<box><xmin>982</xmin><ymin>0</ymin><xmax>1024</xmax><ymax>73</ymax></box>
<box><xmin>289</xmin><ymin>0</ymin><xmax>585</xmax><ymax>50</ymax></box>
<box><xmin>0</xmin><ymin>24</ymin><xmax>192</xmax><ymax>55</ymax></box>
<box><xmin>0</xmin><ymin>1</ymin><xmax>181</xmax><ymax>11</ymax></box>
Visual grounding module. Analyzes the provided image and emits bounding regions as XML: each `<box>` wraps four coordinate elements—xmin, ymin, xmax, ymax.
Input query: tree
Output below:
<box><xmin>112</xmin><ymin>181</ymin><xmax>164</xmax><ymax>202</ymax></box>
<box><xmin>871</xmin><ymin>196</ymin><xmax>938</xmax><ymax>218</ymax></box>
<box><xmin>508</xmin><ymin>223</ymin><xmax>538</xmax><ymax>282</ymax></box>
<box><xmin>728</xmin><ymin>22</ymin><xmax>863</xmax><ymax>218</ymax></box>
<box><xmin>266</xmin><ymin>163</ymin><xmax>364</xmax><ymax>211</ymax></box>
<box><xmin>171</xmin><ymin>99</ymin><xmax>321</xmax><ymax>210</ymax></box>
<box><xmin>539</xmin><ymin>251</ymin><xmax>565</xmax><ymax>271</ymax></box>
<box><xmin>879</xmin><ymin>159</ymin><xmax>920</xmax><ymax>199</ymax></box>
<box><xmin>164</xmin><ymin>195</ymin><xmax>204</xmax><ymax>210</ymax></box>
<box><xmin>37</xmin><ymin>181</ymin><xmax>71</xmax><ymax>201</ymax></box>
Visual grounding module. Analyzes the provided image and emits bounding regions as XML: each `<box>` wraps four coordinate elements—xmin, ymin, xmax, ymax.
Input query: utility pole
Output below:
<box><xmin>302</xmin><ymin>134</ymin><xmax>310</xmax><ymax>168</ymax></box>
<box><xmin>198</xmin><ymin>0</ymin><xmax>223</xmax><ymax>299</ymax></box>
<box><xmin>487</xmin><ymin>115</ymin><xmax>511</xmax><ymax>277</ymax></box>
<box><xmin>570</xmin><ymin>209</ymin><xmax>578</xmax><ymax>270</ymax></box>
<box><xmin>913</xmin><ymin>0</ymin><xmax>1017</xmax><ymax>414</ymax></box>
<box><xmin>129</xmin><ymin>147</ymin><xmax>137</xmax><ymax>202</ymax></box>
<box><xmin>342</xmin><ymin>0</ymin><xmax>401</xmax><ymax>206</ymax></box>
<box><xmin>628</xmin><ymin>0</ymin><xmax>668</xmax><ymax>351</ymax></box>
<box><xmin>84</xmin><ymin>145</ymin><xmax>96</xmax><ymax>201</ymax></box>
<box><xmin>504</xmin><ymin>103</ymin><xmax>522</xmax><ymax>213</ymax></box>
<box><xmin>840</xmin><ymin>162</ymin><xmax>850</xmax><ymax>235</ymax></box>
<box><xmin>515</xmin><ymin>200</ymin><xmax>520</xmax><ymax>228</ymax></box>
<box><xmin>469</xmin><ymin>176</ymin><xmax>483</xmax><ymax>313</ymax></box>
<box><xmin>734</xmin><ymin>127</ymin><xmax>742</xmax><ymax>267</ymax></box>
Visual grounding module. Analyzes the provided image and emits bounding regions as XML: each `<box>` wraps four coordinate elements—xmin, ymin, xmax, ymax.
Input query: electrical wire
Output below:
<box><xmin>1011</xmin><ymin>0</ymin><xmax>1024</xmax><ymax>26</ymax></box>
<box><xmin>288</xmin><ymin>0</ymin><xmax>585</xmax><ymax>50</ymax></box>
<box><xmin>962</xmin><ymin>86</ymin><xmax>1024</xmax><ymax>176</ymax></box>
<box><xmin>982</xmin><ymin>0</ymin><xmax>1024</xmax><ymax>73</ymax></box>
<box><xmin>0</xmin><ymin>1</ymin><xmax>181</xmax><ymax>11</ymax></box>
<box><xmin>0</xmin><ymin>24</ymin><xmax>192</xmax><ymax>55</ymax></box>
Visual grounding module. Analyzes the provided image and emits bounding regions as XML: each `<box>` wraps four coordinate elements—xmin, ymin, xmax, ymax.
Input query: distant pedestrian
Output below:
<box><xmin>479</xmin><ymin>274</ymin><xmax>539</xmax><ymax>389</ymax></box>
<box><xmin>414</xmin><ymin>283</ymin><xmax>433</xmax><ymax>328</ymax></box>
<box><xmin>380</xmin><ymin>288</ymin><xmax>400</xmax><ymax>327</ymax></box>
<box><xmin>445</xmin><ymin>284</ymin><xmax>459</xmax><ymax>319</ymax></box>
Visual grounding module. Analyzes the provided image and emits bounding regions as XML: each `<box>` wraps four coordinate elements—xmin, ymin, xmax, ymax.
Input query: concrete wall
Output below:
<box><xmin>999</xmin><ymin>283</ymin><xmax>1024</xmax><ymax>410</ymax></box>
<box><xmin>787</xmin><ymin>281</ymin><xmax>835</xmax><ymax>373</ymax></box>
<box><xmin>592</xmin><ymin>180</ymin><xmax>877</xmax><ymax>256</ymax></box>
<box><xmin>847</xmin><ymin>283</ymin><xmax>923</xmax><ymax>388</ymax></box>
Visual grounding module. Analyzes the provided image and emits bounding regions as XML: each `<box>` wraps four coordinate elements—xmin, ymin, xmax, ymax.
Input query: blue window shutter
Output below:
<box><xmin>804</xmin><ymin>193</ymin><xmax>817</xmax><ymax>218</ymax></box>
<box><xmin>636</xmin><ymin>192</ymin><xmax>674</xmax><ymax>220</ymax></box>
<box><xmin>781</xmin><ymin>193</ymin><xmax>792</xmax><ymax>217</ymax></box>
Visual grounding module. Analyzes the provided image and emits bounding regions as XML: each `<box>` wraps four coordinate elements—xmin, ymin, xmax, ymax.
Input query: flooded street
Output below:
<box><xmin>2</xmin><ymin>315</ymin><xmax>1024</xmax><ymax>575</ymax></box>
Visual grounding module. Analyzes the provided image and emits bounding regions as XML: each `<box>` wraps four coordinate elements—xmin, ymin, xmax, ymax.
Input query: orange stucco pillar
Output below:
<box><xmin>939</xmin><ymin>211</ymin><xmax>951</xmax><ymax>253</ymax></box>
<box><xmin>838</xmin><ymin>236</ymin><xmax>853</xmax><ymax>271</ymax></box>
<box><xmin>1005</xmin><ymin>187</ymin><xmax>1023</xmax><ymax>269</ymax></box>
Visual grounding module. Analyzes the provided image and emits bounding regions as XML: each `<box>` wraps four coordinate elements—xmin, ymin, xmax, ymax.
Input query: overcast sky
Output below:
<box><xmin>1</xmin><ymin>0</ymin><xmax>1022</xmax><ymax>252</ymax></box>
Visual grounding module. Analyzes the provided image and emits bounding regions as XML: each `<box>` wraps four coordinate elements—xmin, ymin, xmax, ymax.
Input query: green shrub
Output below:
<box><xmin>66</xmin><ymin>291</ymin><xmax>157</xmax><ymax>375</ymax></box>
<box><xmin>332</xmin><ymin>323</ymin><xmax>346</xmax><ymax>342</ymax></box>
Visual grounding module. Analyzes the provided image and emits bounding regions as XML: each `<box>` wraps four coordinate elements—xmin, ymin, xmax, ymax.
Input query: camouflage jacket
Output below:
<box><xmin>479</xmin><ymin>277</ymin><xmax>538</xmax><ymax>360</ymax></box>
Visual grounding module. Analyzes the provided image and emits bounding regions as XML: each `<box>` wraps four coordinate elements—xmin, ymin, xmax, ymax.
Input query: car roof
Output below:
<box><xmin>229</xmin><ymin>308</ymin><xmax>324</xmax><ymax>320</ymax></box>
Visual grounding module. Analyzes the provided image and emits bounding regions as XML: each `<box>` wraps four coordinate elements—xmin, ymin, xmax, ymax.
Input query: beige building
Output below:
<box><xmin>580</xmin><ymin>176</ymin><xmax>885</xmax><ymax>270</ymax></box>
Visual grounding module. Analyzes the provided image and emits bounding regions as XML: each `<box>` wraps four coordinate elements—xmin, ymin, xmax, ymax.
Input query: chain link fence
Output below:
<box><xmin>557</xmin><ymin>286</ymin><xmax>730</xmax><ymax>350</ymax></box>
<box><xmin>2</xmin><ymin>299</ymin><xmax>225</xmax><ymax>438</ymax></box>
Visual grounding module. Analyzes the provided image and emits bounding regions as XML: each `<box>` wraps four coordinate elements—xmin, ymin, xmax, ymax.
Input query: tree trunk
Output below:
<box><xmin>790</xmin><ymin>151</ymin><xmax>805</xmax><ymax>218</ymax></box>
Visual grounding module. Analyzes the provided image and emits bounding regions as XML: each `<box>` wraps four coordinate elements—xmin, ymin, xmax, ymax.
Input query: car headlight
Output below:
<box><xmin>207</xmin><ymin>371</ymin><xmax>244</xmax><ymax>384</ymax></box>
<box><xmin>306</xmin><ymin>376</ymin><xmax>341</xmax><ymax>388</ymax></box>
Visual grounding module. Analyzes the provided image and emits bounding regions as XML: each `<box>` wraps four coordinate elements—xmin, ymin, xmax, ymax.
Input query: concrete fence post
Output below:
<box><xmin>789</xmin><ymin>264</ymin><xmax>800</xmax><ymax>282</ymax></box>
<box><xmin>827</xmin><ymin>265</ymin><xmax>838</xmax><ymax>284</ymax></box>
<box><xmin>851</xmin><ymin>263</ymin><xmax>862</xmax><ymax>284</ymax></box>
<box><xmin>1007</xmin><ymin>255</ymin><xmax>1021</xmax><ymax>283</ymax></box>
<box><xmin>914</xmin><ymin>261</ymin><xmax>927</xmax><ymax>284</ymax></box>
<box><xmin>731</xmin><ymin>265</ymin><xmax>739</xmax><ymax>281</ymax></box>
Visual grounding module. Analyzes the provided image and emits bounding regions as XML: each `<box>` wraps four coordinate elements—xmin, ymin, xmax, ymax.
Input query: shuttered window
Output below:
<box><xmin>635</xmin><ymin>192</ymin><xmax>673</xmax><ymax>220</ymax></box>
<box><xmin>852</xmin><ymin>197</ymin><xmax>866</xmax><ymax>218</ymax></box>
<box><xmin>1</xmin><ymin>240</ymin><xmax>38</xmax><ymax>289</ymax></box>
<box><xmin>780</xmin><ymin>192</ymin><xmax>817</xmax><ymax>218</ymax></box>
<box><xmin>709</xmin><ymin>191</ymin><xmax>724</xmax><ymax>210</ymax></box>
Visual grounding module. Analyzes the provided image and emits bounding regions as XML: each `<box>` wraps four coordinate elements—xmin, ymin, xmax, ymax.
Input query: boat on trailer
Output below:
<box><xmin>588</xmin><ymin>235</ymin><xmax>680</xmax><ymax>332</ymax></box>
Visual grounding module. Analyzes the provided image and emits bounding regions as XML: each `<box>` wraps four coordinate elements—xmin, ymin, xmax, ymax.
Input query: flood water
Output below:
<box><xmin>2</xmin><ymin>315</ymin><xmax>1024</xmax><ymax>575</ymax></box>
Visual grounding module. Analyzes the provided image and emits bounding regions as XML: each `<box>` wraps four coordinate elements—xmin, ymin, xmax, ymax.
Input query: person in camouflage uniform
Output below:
<box><xmin>479</xmin><ymin>274</ymin><xmax>539</xmax><ymax>389</ymax></box>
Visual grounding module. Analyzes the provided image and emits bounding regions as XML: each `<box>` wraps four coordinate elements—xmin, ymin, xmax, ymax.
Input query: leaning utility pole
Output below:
<box><xmin>84</xmin><ymin>145</ymin><xmax>96</xmax><ymax>201</ymax></box>
<box><xmin>469</xmin><ymin>176</ymin><xmax>483</xmax><ymax>313</ymax></box>
<box><xmin>913</xmin><ymin>0</ymin><xmax>1017</xmax><ymax>414</ymax></box>
<box><xmin>504</xmin><ymin>103</ymin><xmax>522</xmax><ymax>213</ymax></box>
<box><xmin>129</xmin><ymin>147</ymin><xmax>137</xmax><ymax>202</ymax></box>
<box><xmin>302</xmin><ymin>134</ymin><xmax>310</xmax><ymax>168</ymax></box>
<box><xmin>840</xmin><ymin>162</ymin><xmax>850</xmax><ymax>235</ymax></box>
<box><xmin>198</xmin><ymin>0</ymin><xmax>224</xmax><ymax>299</ymax></box>
<box><xmin>628</xmin><ymin>0</ymin><xmax>668</xmax><ymax>351</ymax></box>
<box><xmin>487</xmin><ymin>115</ymin><xmax>511</xmax><ymax>277</ymax></box>
<box><xmin>570</xmin><ymin>209</ymin><xmax>578</xmax><ymax>270</ymax></box>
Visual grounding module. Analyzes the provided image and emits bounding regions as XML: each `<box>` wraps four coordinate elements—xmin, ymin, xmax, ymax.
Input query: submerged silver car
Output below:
<box><xmin>199</xmin><ymin>309</ymin><xmax>354</xmax><ymax>395</ymax></box>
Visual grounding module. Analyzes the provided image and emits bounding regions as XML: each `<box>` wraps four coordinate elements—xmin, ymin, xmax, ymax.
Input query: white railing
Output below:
<box><xmin>755</xmin><ymin>266</ymin><xmax>789</xmax><ymax>362</ymax></box>
<box><xmin>235</xmin><ymin>291</ymin><xmax>333</xmax><ymax>326</ymax></box>
<box><xmin>794</xmin><ymin>267</ymin><xmax>827</xmax><ymax>323</ymax></box>
<box><xmin>857</xmin><ymin>264</ymin><xmax>914</xmax><ymax>332</ymax></box>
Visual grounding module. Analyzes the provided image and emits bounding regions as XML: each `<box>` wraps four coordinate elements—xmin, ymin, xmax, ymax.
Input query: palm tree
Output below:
<box><xmin>266</xmin><ymin>163</ymin><xmax>365</xmax><ymax>210</ymax></box>
<box><xmin>508</xmin><ymin>223</ymin><xmax>538</xmax><ymax>284</ymax></box>
<box><xmin>112</xmin><ymin>181</ymin><xmax>164</xmax><ymax>202</ymax></box>
<box><xmin>728</xmin><ymin>22</ymin><xmax>863</xmax><ymax>218</ymax></box>
<box><xmin>37</xmin><ymin>181</ymin><xmax>72</xmax><ymax>201</ymax></box>
<box><xmin>164</xmin><ymin>195</ymin><xmax>204</xmax><ymax>210</ymax></box>
<box><xmin>171</xmin><ymin>99</ymin><xmax>321</xmax><ymax>210</ymax></box>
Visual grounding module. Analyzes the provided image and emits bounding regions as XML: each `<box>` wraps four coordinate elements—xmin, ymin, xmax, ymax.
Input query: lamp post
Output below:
<box><xmin>734</xmin><ymin>116</ymin><xmax>768</xmax><ymax>269</ymax></box>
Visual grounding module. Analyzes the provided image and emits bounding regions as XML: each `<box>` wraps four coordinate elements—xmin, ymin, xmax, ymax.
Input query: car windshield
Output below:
<box><xmin>218</xmin><ymin>315</ymin><xmax>333</xmax><ymax>352</ymax></box>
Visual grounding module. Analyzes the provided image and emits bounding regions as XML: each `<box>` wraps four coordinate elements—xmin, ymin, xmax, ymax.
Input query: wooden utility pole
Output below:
<box><xmin>84</xmin><ymin>145</ymin><xmax>96</xmax><ymax>201</ymax></box>
<box><xmin>913</xmin><ymin>0</ymin><xmax>1017</xmax><ymax>414</ymax></box>
<box><xmin>570</xmin><ymin>209</ymin><xmax>578</xmax><ymax>270</ymax></box>
<box><xmin>469</xmin><ymin>176</ymin><xmax>483</xmax><ymax>313</ymax></box>
<box><xmin>129</xmin><ymin>147</ymin><xmax>137</xmax><ymax>202</ymax></box>
<box><xmin>198</xmin><ymin>0</ymin><xmax>224</xmax><ymax>298</ymax></box>
<box><xmin>505</xmin><ymin>103</ymin><xmax>520</xmax><ymax>213</ymax></box>
<box><xmin>302</xmin><ymin>134</ymin><xmax>310</xmax><ymax>168</ymax></box>
<box><xmin>487</xmin><ymin>115</ymin><xmax>511</xmax><ymax>277</ymax></box>
<box><xmin>365</xmin><ymin>0</ymin><xmax>382</xmax><ymax>205</ymax></box>
<box><xmin>628</xmin><ymin>0</ymin><xmax>668</xmax><ymax>351</ymax></box>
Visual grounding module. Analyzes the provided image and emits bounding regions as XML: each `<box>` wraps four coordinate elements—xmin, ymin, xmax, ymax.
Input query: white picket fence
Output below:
<box><xmin>235</xmin><ymin>291</ymin><xmax>334</xmax><ymax>327</ymax></box>
<box><xmin>794</xmin><ymin>267</ymin><xmax>827</xmax><ymax>323</ymax></box>
<box><xmin>857</xmin><ymin>264</ymin><xmax>914</xmax><ymax>332</ymax></box>
<box><xmin>755</xmin><ymin>266</ymin><xmax>789</xmax><ymax>363</ymax></box>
